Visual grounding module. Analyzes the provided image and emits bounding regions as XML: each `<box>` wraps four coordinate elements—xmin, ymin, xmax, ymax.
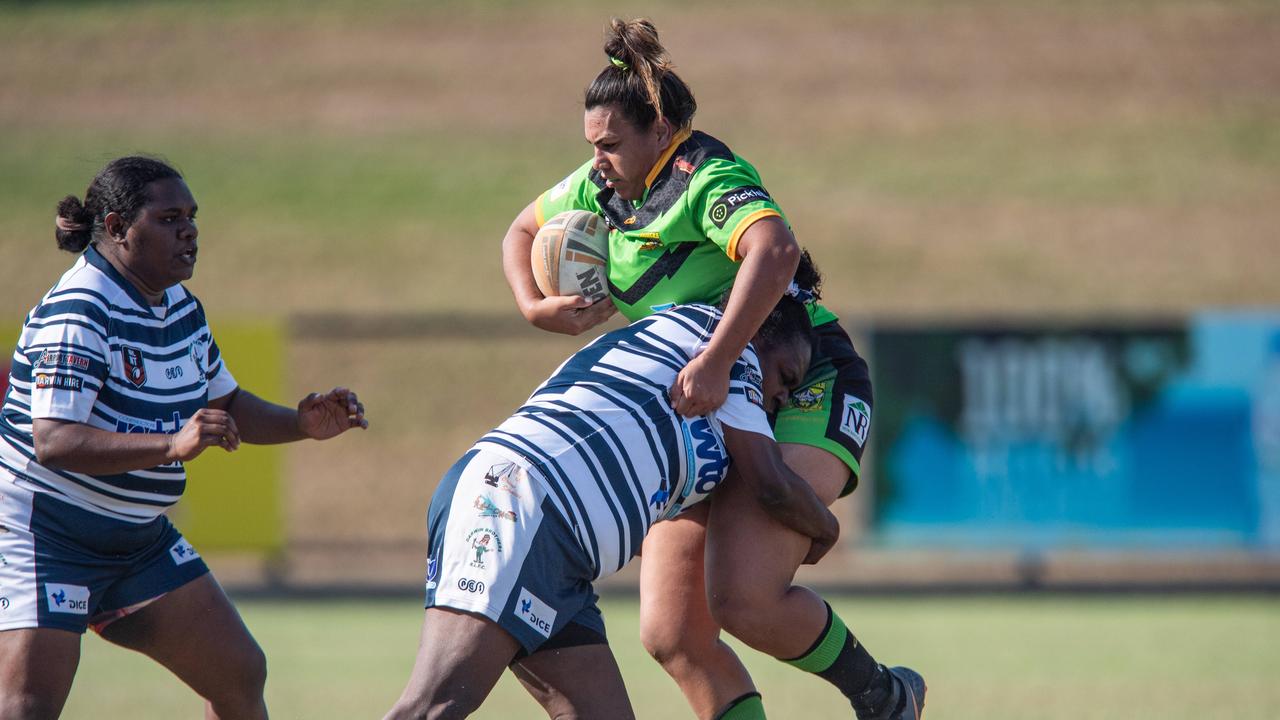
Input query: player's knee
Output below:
<box><xmin>639</xmin><ymin>615</ymin><xmax>710</xmax><ymax>670</ymax></box>
<box><xmin>207</xmin><ymin>638</ymin><xmax>267</xmax><ymax>709</ymax></box>
<box><xmin>707</xmin><ymin>590</ymin><xmax>767</xmax><ymax>646</ymax></box>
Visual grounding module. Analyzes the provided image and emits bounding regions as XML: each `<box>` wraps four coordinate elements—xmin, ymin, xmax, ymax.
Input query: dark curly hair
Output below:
<box><xmin>54</xmin><ymin>155</ymin><xmax>182</xmax><ymax>253</ymax></box>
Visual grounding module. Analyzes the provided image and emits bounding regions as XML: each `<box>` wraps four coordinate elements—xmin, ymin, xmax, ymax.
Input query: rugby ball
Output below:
<box><xmin>531</xmin><ymin>210</ymin><xmax>610</xmax><ymax>302</ymax></box>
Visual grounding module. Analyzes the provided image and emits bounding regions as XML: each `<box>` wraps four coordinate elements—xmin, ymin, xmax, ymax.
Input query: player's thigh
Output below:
<box><xmin>510</xmin><ymin>642</ymin><xmax>635</xmax><ymax>720</ymax></box>
<box><xmin>778</xmin><ymin>443</ymin><xmax>850</xmax><ymax>507</ymax></box>
<box><xmin>0</xmin><ymin>628</ymin><xmax>81</xmax><ymax>720</ymax></box>
<box><xmin>638</xmin><ymin>503</ymin><xmax>718</xmax><ymax>653</ymax></box>
<box><xmin>97</xmin><ymin>573</ymin><xmax>265</xmax><ymax>699</ymax></box>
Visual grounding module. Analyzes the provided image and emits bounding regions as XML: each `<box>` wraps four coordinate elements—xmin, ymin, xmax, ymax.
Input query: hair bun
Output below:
<box><xmin>54</xmin><ymin>195</ymin><xmax>94</xmax><ymax>253</ymax></box>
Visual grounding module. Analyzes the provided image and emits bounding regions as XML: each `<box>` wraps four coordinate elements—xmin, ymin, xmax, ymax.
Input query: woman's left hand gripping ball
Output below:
<box><xmin>297</xmin><ymin>387</ymin><xmax>369</xmax><ymax>440</ymax></box>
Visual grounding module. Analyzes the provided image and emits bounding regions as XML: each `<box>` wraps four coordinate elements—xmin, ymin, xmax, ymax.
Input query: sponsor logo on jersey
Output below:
<box><xmin>708</xmin><ymin>186</ymin><xmax>771</xmax><ymax>229</ymax></box>
<box><xmin>474</xmin><ymin>495</ymin><xmax>516</xmax><ymax>523</ymax></box>
<box><xmin>792</xmin><ymin>382</ymin><xmax>827</xmax><ymax>411</ymax></box>
<box><xmin>46</xmin><ymin>583</ymin><xmax>90</xmax><ymax>615</ymax></box>
<box><xmin>839</xmin><ymin>394</ymin><xmax>872</xmax><ymax>446</ymax></box>
<box><xmin>674</xmin><ymin>156</ymin><xmax>697</xmax><ymax>175</ymax></box>
<box><xmin>548</xmin><ymin>174</ymin><xmax>573</xmax><ymax>201</ymax></box>
<box><xmin>169</xmin><ymin>538</ymin><xmax>200</xmax><ymax>565</ymax></box>
<box><xmin>35</xmin><ymin>350</ymin><xmax>90</xmax><ymax>371</ymax></box>
<box><xmin>465</xmin><ymin>528</ymin><xmax>504</xmax><ymax>569</ymax></box>
<box><xmin>120</xmin><ymin>345</ymin><xmax>147</xmax><ymax>387</ymax></box>
<box><xmin>516</xmin><ymin>587</ymin><xmax>557</xmax><ymax>638</ymax></box>
<box><xmin>34</xmin><ymin>374</ymin><xmax>82</xmax><ymax>392</ymax></box>
<box><xmin>664</xmin><ymin>417</ymin><xmax>730</xmax><ymax>520</ymax></box>
<box><xmin>0</xmin><ymin>597</ymin><xmax>9</xmax><ymax>611</ymax></box>
<box><xmin>116</xmin><ymin>410</ymin><xmax>182</xmax><ymax>435</ymax></box>
<box><xmin>425</xmin><ymin>554</ymin><xmax>439</xmax><ymax>590</ymax></box>
<box><xmin>746</xmin><ymin>386</ymin><xmax>764</xmax><ymax>408</ymax></box>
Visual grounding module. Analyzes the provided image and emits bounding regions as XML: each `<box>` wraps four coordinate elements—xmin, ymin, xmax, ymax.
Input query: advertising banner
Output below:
<box><xmin>870</xmin><ymin>312</ymin><xmax>1280</xmax><ymax>550</ymax></box>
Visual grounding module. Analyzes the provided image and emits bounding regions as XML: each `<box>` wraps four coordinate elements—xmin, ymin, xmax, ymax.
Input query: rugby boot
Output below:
<box><xmin>853</xmin><ymin>665</ymin><xmax>927</xmax><ymax>720</ymax></box>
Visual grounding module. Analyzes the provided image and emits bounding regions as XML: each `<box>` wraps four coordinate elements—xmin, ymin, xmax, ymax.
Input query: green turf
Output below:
<box><xmin>63</xmin><ymin>593</ymin><xmax>1280</xmax><ymax>719</ymax></box>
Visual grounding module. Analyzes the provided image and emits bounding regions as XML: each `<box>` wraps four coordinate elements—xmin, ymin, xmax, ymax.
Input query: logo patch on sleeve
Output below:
<box><xmin>839</xmin><ymin>395</ymin><xmax>872</xmax><ymax>447</ymax></box>
<box><xmin>35</xmin><ymin>374</ymin><xmax>83</xmax><ymax>392</ymax></box>
<box><xmin>46</xmin><ymin>583</ymin><xmax>90</xmax><ymax>614</ymax></box>
<box><xmin>35</xmin><ymin>350</ymin><xmax>90</xmax><ymax>371</ymax></box>
<box><xmin>548</xmin><ymin>174</ymin><xmax>573</xmax><ymax>201</ymax></box>
<box><xmin>708</xmin><ymin>186</ymin><xmax>771</xmax><ymax>229</ymax></box>
<box><xmin>515</xmin><ymin>587</ymin><xmax>557</xmax><ymax>638</ymax></box>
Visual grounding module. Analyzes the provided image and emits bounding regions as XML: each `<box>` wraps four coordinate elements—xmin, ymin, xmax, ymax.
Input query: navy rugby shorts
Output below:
<box><xmin>0</xmin><ymin>470</ymin><xmax>209</xmax><ymax>634</ymax></box>
<box><xmin>423</xmin><ymin>448</ymin><xmax>605</xmax><ymax>655</ymax></box>
<box><xmin>773</xmin><ymin>320</ymin><xmax>874</xmax><ymax>497</ymax></box>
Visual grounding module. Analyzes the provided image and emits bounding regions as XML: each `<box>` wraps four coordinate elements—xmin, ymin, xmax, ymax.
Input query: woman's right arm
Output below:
<box><xmin>502</xmin><ymin>201</ymin><xmax>616</xmax><ymax>336</ymax></box>
<box><xmin>721</xmin><ymin>424</ymin><xmax>840</xmax><ymax>565</ymax></box>
<box><xmin>33</xmin><ymin>410</ymin><xmax>239</xmax><ymax>475</ymax></box>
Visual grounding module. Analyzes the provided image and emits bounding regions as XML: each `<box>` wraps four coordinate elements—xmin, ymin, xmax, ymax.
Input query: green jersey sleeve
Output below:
<box><xmin>690</xmin><ymin>155</ymin><xmax>786</xmax><ymax>262</ymax></box>
<box><xmin>534</xmin><ymin>159</ymin><xmax>601</xmax><ymax>227</ymax></box>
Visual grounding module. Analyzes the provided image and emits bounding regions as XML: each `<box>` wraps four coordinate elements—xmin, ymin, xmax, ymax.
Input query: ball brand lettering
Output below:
<box><xmin>577</xmin><ymin>268</ymin><xmax>604</xmax><ymax>299</ymax></box>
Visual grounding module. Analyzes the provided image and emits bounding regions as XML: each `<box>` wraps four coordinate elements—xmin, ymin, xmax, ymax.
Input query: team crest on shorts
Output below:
<box><xmin>120</xmin><ymin>345</ymin><xmax>147</xmax><ymax>387</ymax></box>
<box><xmin>791</xmin><ymin>382</ymin><xmax>826</xmax><ymax>411</ymax></box>
<box><xmin>839</xmin><ymin>394</ymin><xmax>871</xmax><ymax>447</ymax></box>
<box><xmin>169</xmin><ymin>538</ymin><xmax>200</xmax><ymax>565</ymax></box>
<box><xmin>465</xmin><ymin>528</ymin><xmax>504</xmax><ymax>569</ymax></box>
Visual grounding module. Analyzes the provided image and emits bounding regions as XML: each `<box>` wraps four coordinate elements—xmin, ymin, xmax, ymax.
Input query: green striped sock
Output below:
<box><xmin>713</xmin><ymin>692</ymin><xmax>766</xmax><ymax>720</ymax></box>
<box><xmin>783</xmin><ymin>603</ymin><xmax>848</xmax><ymax>673</ymax></box>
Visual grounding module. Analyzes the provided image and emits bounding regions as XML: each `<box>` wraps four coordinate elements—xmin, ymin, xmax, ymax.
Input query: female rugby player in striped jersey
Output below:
<box><xmin>0</xmin><ymin>156</ymin><xmax>367</xmax><ymax>719</ymax></box>
<box><xmin>500</xmin><ymin>18</ymin><xmax>925</xmax><ymax>720</ymax></box>
<box><xmin>386</xmin><ymin>285</ymin><xmax>833</xmax><ymax>719</ymax></box>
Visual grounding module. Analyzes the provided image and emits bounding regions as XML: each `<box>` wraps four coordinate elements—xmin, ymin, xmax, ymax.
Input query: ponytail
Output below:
<box><xmin>586</xmin><ymin>18</ymin><xmax>697</xmax><ymax>131</ymax></box>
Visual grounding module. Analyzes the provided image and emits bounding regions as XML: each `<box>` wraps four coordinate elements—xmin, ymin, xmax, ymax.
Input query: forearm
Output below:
<box><xmin>226</xmin><ymin>390</ymin><xmax>306</xmax><ymax>445</ymax></box>
<box><xmin>33</xmin><ymin>419</ymin><xmax>175</xmax><ymax>474</ymax></box>
<box><xmin>724</xmin><ymin>427</ymin><xmax>836</xmax><ymax>541</ymax></box>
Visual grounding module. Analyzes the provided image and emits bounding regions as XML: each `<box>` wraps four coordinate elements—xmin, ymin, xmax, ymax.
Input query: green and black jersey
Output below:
<box><xmin>537</xmin><ymin>129</ymin><xmax>819</xmax><ymax>323</ymax></box>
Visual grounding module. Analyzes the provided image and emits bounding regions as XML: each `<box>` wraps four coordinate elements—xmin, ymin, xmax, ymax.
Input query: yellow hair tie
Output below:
<box><xmin>609</xmin><ymin>56</ymin><xmax>629</xmax><ymax>71</ymax></box>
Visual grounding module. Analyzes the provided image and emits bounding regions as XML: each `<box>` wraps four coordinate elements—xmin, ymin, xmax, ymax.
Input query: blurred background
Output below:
<box><xmin>2</xmin><ymin>0</ymin><xmax>1278</xmax><ymax>717</ymax></box>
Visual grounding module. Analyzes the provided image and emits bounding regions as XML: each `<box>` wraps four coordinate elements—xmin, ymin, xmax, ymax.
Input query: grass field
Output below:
<box><xmin>62</xmin><ymin>593</ymin><xmax>1280</xmax><ymax>719</ymax></box>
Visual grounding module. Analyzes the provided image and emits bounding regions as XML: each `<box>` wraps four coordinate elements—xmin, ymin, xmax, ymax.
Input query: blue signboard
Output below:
<box><xmin>869</xmin><ymin>311</ymin><xmax>1280</xmax><ymax>550</ymax></box>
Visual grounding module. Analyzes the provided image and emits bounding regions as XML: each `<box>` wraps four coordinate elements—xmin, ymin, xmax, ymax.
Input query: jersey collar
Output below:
<box><xmin>643</xmin><ymin>127</ymin><xmax>694</xmax><ymax>194</ymax></box>
<box><xmin>83</xmin><ymin>243</ymin><xmax>168</xmax><ymax>313</ymax></box>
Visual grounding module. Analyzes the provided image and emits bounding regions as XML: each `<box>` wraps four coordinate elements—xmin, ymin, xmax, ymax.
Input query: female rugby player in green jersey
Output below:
<box><xmin>500</xmin><ymin>18</ymin><xmax>925</xmax><ymax>720</ymax></box>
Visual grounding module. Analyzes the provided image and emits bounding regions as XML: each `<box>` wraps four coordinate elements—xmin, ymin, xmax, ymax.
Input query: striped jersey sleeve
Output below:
<box><xmin>0</xmin><ymin>247</ymin><xmax>236</xmax><ymax>522</ymax></box>
<box><xmin>473</xmin><ymin>304</ymin><xmax>771</xmax><ymax>580</ymax></box>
